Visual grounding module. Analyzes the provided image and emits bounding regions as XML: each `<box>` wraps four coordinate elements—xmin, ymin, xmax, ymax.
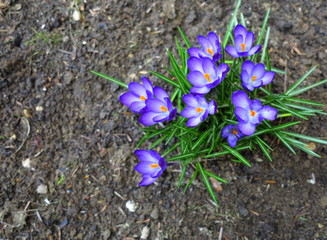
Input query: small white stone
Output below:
<box><xmin>125</xmin><ymin>200</ymin><xmax>137</xmax><ymax>212</ymax></box>
<box><xmin>22</xmin><ymin>158</ymin><xmax>31</xmax><ymax>168</ymax></box>
<box><xmin>35</xmin><ymin>106</ymin><xmax>43</xmax><ymax>112</ymax></box>
<box><xmin>36</xmin><ymin>184</ymin><xmax>48</xmax><ymax>194</ymax></box>
<box><xmin>73</xmin><ymin>9</ymin><xmax>81</xmax><ymax>21</ymax></box>
<box><xmin>140</xmin><ymin>226</ymin><xmax>150</xmax><ymax>239</ymax></box>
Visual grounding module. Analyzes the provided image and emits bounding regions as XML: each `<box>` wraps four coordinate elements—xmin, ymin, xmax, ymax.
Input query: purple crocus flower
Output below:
<box><xmin>187</xmin><ymin>57</ymin><xmax>229</xmax><ymax>95</ymax></box>
<box><xmin>222</xmin><ymin>125</ymin><xmax>243</xmax><ymax>148</ymax></box>
<box><xmin>120</xmin><ymin>77</ymin><xmax>153</xmax><ymax>113</ymax></box>
<box><xmin>134</xmin><ymin>150</ymin><xmax>167</xmax><ymax>186</ymax></box>
<box><xmin>180</xmin><ymin>94</ymin><xmax>217</xmax><ymax>127</ymax></box>
<box><xmin>241</xmin><ymin>60</ymin><xmax>275</xmax><ymax>91</ymax></box>
<box><xmin>188</xmin><ymin>32</ymin><xmax>222</xmax><ymax>62</ymax></box>
<box><xmin>226</xmin><ymin>24</ymin><xmax>261</xmax><ymax>58</ymax></box>
<box><xmin>139</xmin><ymin>87</ymin><xmax>177</xmax><ymax>126</ymax></box>
<box><xmin>232</xmin><ymin>90</ymin><xmax>278</xmax><ymax>135</ymax></box>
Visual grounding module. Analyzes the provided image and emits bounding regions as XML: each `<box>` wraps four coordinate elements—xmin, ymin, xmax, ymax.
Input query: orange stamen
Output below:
<box><xmin>196</xmin><ymin>107</ymin><xmax>204</xmax><ymax>113</ymax></box>
<box><xmin>204</xmin><ymin>73</ymin><xmax>212</xmax><ymax>82</ymax></box>
<box><xmin>250</xmin><ymin>110</ymin><xmax>256</xmax><ymax>117</ymax></box>
<box><xmin>251</xmin><ymin>76</ymin><xmax>257</xmax><ymax>81</ymax></box>
<box><xmin>206</xmin><ymin>48</ymin><xmax>214</xmax><ymax>56</ymax></box>
<box><xmin>139</xmin><ymin>96</ymin><xmax>147</xmax><ymax>100</ymax></box>
<box><xmin>240</xmin><ymin>43</ymin><xmax>246</xmax><ymax>52</ymax></box>
<box><xmin>160</xmin><ymin>106</ymin><xmax>168</xmax><ymax>112</ymax></box>
<box><xmin>150</xmin><ymin>163</ymin><xmax>160</xmax><ymax>168</ymax></box>
<box><xmin>233</xmin><ymin>130</ymin><xmax>238</xmax><ymax>135</ymax></box>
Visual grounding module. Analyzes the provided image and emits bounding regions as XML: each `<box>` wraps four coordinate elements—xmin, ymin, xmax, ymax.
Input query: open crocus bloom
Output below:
<box><xmin>232</xmin><ymin>90</ymin><xmax>278</xmax><ymax>135</ymax></box>
<box><xmin>139</xmin><ymin>87</ymin><xmax>177</xmax><ymax>126</ymax></box>
<box><xmin>222</xmin><ymin>124</ymin><xmax>243</xmax><ymax>147</ymax></box>
<box><xmin>180</xmin><ymin>94</ymin><xmax>217</xmax><ymax>127</ymax></box>
<box><xmin>119</xmin><ymin>77</ymin><xmax>153</xmax><ymax>113</ymax></box>
<box><xmin>188</xmin><ymin>32</ymin><xmax>222</xmax><ymax>62</ymax></box>
<box><xmin>226</xmin><ymin>24</ymin><xmax>261</xmax><ymax>58</ymax></box>
<box><xmin>241</xmin><ymin>60</ymin><xmax>275</xmax><ymax>91</ymax></box>
<box><xmin>134</xmin><ymin>150</ymin><xmax>167</xmax><ymax>186</ymax></box>
<box><xmin>187</xmin><ymin>57</ymin><xmax>229</xmax><ymax>95</ymax></box>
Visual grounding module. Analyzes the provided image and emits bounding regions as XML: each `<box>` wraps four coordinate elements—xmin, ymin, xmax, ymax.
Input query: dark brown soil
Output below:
<box><xmin>1</xmin><ymin>0</ymin><xmax>326</xmax><ymax>239</ymax></box>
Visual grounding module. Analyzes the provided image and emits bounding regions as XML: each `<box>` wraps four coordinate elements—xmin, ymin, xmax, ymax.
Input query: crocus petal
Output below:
<box><xmin>187</xmin><ymin>57</ymin><xmax>204</xmax><ymax>72</ymax></box>
<box><xmin>260</xmin><ymin>105</ymin><xmax>278</xmax><ymax>121</ymax></box>
<box><xmin>235</xmin><ymin>107</ymin><xmax>249</xmax><ymax>122</ymax></box>
<box><xmin>242</xmin><ymin>60</ymin><xmax>255</xmax><ymax>74</ymax></box>
<box><xmin>207</xmin><ymin>32</ymin><xmax>219</xmax><ymax>49</ymax></box>
<box><xmin>128</xmin><ymin>82</ymin><xmax>147</xmax><ymax>97</ymax></box>
<box><xmin>234</xmin><ymin>24</ymin><xmax>247</xmax><ymax>38</ymax></box>
<box><xmin>222</xmin><ymin>125</ymin><xmax>233</xmax><ymax>138</ymax></box>
<box><xmin>225</xmin><ymin>45</ymin><xmax>240</xmax><ymax>58</ymax></box>
<box><xmin>182</xmin><ymin>94</ymin><xmax>198</xmax><ymax>107</ymax></box>
<box><xmin>247</xmin><ymin>44</ymin><xmax>261</xmax><ymax>56</ymax></box>
<box><xmin>139</xmin><ymin>175</ymin><xmax>157</xmax><ymax>186</ymax></box>
<box><xmin>217</xmin><ymin>63</ymin><xmax>229</xmax><ymax>80</ymax></box>
<box><xmin>198</xmin><ymin>35</ymin><xmax>214</xmax><ymax>52</ymax></box>
<box><xmin>244</xmin><ymin>32</ymin><xmax>254</xmax><ymax>50</ymax></box>
<box><xmin>252</xmin><ymin>63</ymin><xmax>266</xmax><ymax>79</ymax></box>
<box><xmin>153</xmin><ymin>114</ymin><xmax>168</xmax><ymax>122</ymax></box>
<box><xmin>238</xmin><ymin>122</ymin><xmax>256</xmax><ymax>136</ymax></box>
<box><xmin>261</xmin><ymin>71</ymin><xmax>275</xmax><ymax>85</ymax></box>
<box><xmin>181</xmin><ymin>106</ymin><xmax>198</xmax><ymax>118</ymax></box>
<box><xmin>186</xmin><ymin>117</ymin><xmax>202</xmax><ymax>127</ymax></box>
<box><xmin>252</xmin><ymin>79</ymin><xmax>263</xmax><ymax>88</ymax></box>
<box><xmin>234</xmin><ymin>34</ymin><xmax>244</xmax><ymax>52</ymax></box>
<box><xmin>135</xmin><ymin>161</ymin><xmax>160</xmax><ymax>175</ymax></box>
<box><xmin>190</xmin><ymin>86</ymin><xmax>211</xmax><ymax>95</ymax></box>
<box><xmin>241</xmin><ymin>70</ymin><xmax>251</xmax><ymax>84</ymax></box>
<box><xmin>187</xmin><ymin>71</ymin><xmax>207</xmax><ymax>87</ymax></box>
<box><xmin>145</xmin><ymin>98</ymin><xmax>166</xmax><ymax>112</ymax></box>
<box><xmin>168</xmin><ymin>108</ymin><xmax>177</xmax><ymax>121</ymax></box>
<box><xmin>196</xmin><ymin>95</ymin><xmax>208</xmax><ymax>107</ymax></box>
<box><xmin>242</xmin><ymin>83</ymin><xmax>254</xmax><ymax>92</ymax></box>
<box><xmin>207</xmin><ymin>100</ymin><xmax>217</xmax><ymax>114</ymax></box>
<box><xmin>130</xmin><ymin>101</ymin><xmax>147</xmax><ymax>113</ymax></box>
<box><xmin>188</xmin><ymin>47</ymin><xmax>206</xmax><ymax>59</ymax></box>
<box><xmin>120</xmin><ymin>92</ymin><xmax>141</xmax><ymax>107</ymax></box>
<box><xmin>139</xmin><ymin>111</ymin><xmax>159</xmax><ymax>126</ymax></box>
<box><xmin>134</xmin><ymin>150</ymin><xmax>160</xmax><ymax>163</ymax></box>
<box><xmin>202</xmin><ymin>58</ymin><xmax>217</xmax><ymax>78</ymax></box>
<box><xmin>228</xmin><ymin>135</ymin><xmax>238</xmax><ymax>148</ymax></box>
<box><xmin>250</xmin><ymin>99</ymin><xmax>263</xmax><ymax>111</ymax></box>
<box><xmin>153</xmin><ymin>86</ymin><xmax>169</xmax><ymax>101</ymax></box>
<box><xmin>141</xmin><ymin>77</ymin><xmax>153</xmax><ymax>95</ymax></box>
<box><xmin>232</xmin><ymin>90</ymin><xmax>250</xmax><ymax>109</ymax></box>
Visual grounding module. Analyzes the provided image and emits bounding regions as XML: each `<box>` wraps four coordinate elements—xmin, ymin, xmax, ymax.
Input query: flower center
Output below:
<box><xmin>196</xmin><ymin>107</ymin><xmax>204</xmax><ymax>113</ymax></box>
<box><xmin>250</xmin><ymin>110</ymin><xmax>257</xmax><ymax>117</ymax></box>
<box><xmin>204</xmin><ymin>73</ymin><xmax>213</xmax><ymax>82</ymax></box>
<box><xmin>251</xmin><ymin>76</ymin><xmax>257</xmax><ymax>82</ymax></box>
<box><xmin>139</xmin><ymin>95</ymin><xmax>147</xmax><ymax>100</ymax></box>
<box><xmin>149</xmin><ymin>163</ymin><xmax>160</xmax><ymax>168</ymax></box>
<box><xmin>206</xmin><ymin>48</ymin><xmax>214</xmax><ymax>56</ymax></box>
<box><xmin>240</xmin><ymin>43</ymin><xmax>246</xmax><ymax>52</ymax></box>
<box><xmin>233</xmin><ymin>130</ymin><xmax>238</xmax><ymax>135</ymax></box>
<box><xmin>160</xmin><ymin>106</ymin><xmax>168</xmax><ymax>112</ymax></box>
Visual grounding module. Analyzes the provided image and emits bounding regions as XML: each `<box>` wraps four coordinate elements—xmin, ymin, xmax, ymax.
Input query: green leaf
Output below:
<box><xmin>191</xmin><ymin>129</ymin><xmax>211</xmax><ymax>151</ymax></box>
<box><xmin>222</xmin><ymin>0</ymin><xmax>241</xmax><ymax>49</ymax></box>
<box><xmin>184</xmin><ymin>167</ymin><xmax>198</xmax><ymax>193</ymax></box>
<box><xmin>178</xmin><ymin>165</ymin><xmax>187</xmax><ymax>188</ymax></box>
<box><xmin>288</xmin><ymin>79</ymin><xmax>327</xmax><ymax>97</ymax></box>
<box><xmin>149</xmin><ymin>70</ymin><xmax>180</xmax><ymax>88</ymax></box>
<box><xmin>246</xmin><ymin>121</ymin><xmax>301</xmax><ymax>138</ymax></box>
<box><xmin>256</xmin><ymin>8</ymin><xmax>271</xmax><ymax>46</ymax></box>
<box><xmin>283</xmin><ymin>135</ymin><xmax>321</xmax><ymax>157</ymax></box>
<box><xmin>285</xmin><ymin>66</ymin><xmax>317</xmax><ymax>95</ymax></box>
<box><xmin>271</xmin><ymin>67</ymin><xmax>287</xmax><ymax>75</ymax></box>
<box><xmin>254</xmin><ymin>136</ymin><xmax>273</xmax><ymax>161</ymax></box>
<box><xmin>221</xmin><ymin>144</ymin><xmax>251</xmax><ymax>167</ymax></box>
<box><xmin>90</xmin><ymin>70</ymin><xmax>128</xmax><ymax>88</ymax></box>
<box><xmin>161</xmin><ymin>142</ymin><xmax>180</xmax><ymax>158</ymax></box>
<box><xmin>281</xmin><ymin>131</ymin><xmax>327</xmax><ymax>145</ymax></box>
<box><xmin>178</xmin><ymin>27</ymin><xmax>191</xmax><ymax>49</ymax></box>
<box><xmin>166</xmin><ymin>153</ymin><xmax>194</xmax><ymax>162</ymax></box>
<box><xmin>204</xmin><ymin>169</ymin><xmax>228</xmax><ymax>183</ymax></box>
<box><xmin>260</xmin><ymin>26</ymin><xmax>270</xmax><ymax>63</ymax></box>
<box><xmin>203</xmin><ymin>145</ymin><xmax>249</xmax><ymax>158</ymax></box>
<box><xmin>197</xmin><ymin>162</ymin><xmax>219</xmax><ymax>206</ymax></box>
<box><xmin>287</xmin><ymin>97</ymin><xmax>324</xmax><ymax>107</ymax></box>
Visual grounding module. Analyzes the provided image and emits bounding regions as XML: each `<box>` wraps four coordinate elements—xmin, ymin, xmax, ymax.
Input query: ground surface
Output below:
<box><xmin>1</xmin><ymin>0</ymin><xmax>327</xmax><ymax>239</ymax></box>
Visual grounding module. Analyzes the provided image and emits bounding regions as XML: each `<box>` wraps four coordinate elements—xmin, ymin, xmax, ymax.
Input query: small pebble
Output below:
<box><xmin>125</xmin><ymin>200</ymin><xmax>137</xmax><ymax>212</ymax></box>
<box><xmin>140</xmin><ymin>226</ymin><xmax>150</xmax><ymax>239</ymax></box>
<box><xmin>36</xmin><ymin>184</ymin><xmax>48</xmax><ymax>194</ymax></box>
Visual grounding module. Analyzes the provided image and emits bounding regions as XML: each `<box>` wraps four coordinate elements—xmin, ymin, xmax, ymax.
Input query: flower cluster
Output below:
<box><xmin>118</xmin><ymin>24</ymin><xmax>278</xmax><ymax>186</ymax></box>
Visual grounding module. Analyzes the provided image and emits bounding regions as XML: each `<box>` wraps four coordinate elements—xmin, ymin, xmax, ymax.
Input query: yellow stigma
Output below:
<box><xmin>160</xmin><ymin>106</ymin><xmax>168</xmax><ymax>112</ymax></box>
<box><xmin>139</xmin><ymin>95</ymin><xmax>147</xmax><ymax>100</ymax></box>
<box><xmin>204</xmin><ymin>73</ymin><xmax>212</xmax><ymax>82</ymax></box>
<box><xmin>150</xmin><ymin>163</ymin><xmax>160</xmax><ymax>168</ymax></box>
<box><xmin>206</xmin><ymin>48</ymin><xmax>214</xmax><ymax>56</ymax></box>
<box><xmin>196</xmin><ymin>107</ymin><xmax>204</xmax><ymax>113</ymax></box>
<box><xmin>251</xmin><ymin>76</ymin><xmax>257</xmax><ymax>81</ymax></box>
<box><xmin>233</xmin><ymin>130</ymin><xmax>238</xmax><ymax>135</ymax></box>
<box><xmin>240</xmin><ymin>43</ymin><xmax>246</xmax><ymax>52</ymax></box>
<box><xmin>250</xmin><ymin>110</ymin><xmax>257</xmax><ymax>117</ymax></box>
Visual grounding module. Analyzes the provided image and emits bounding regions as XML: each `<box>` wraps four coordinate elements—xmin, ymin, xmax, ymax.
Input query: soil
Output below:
<box><xmin>1</xmin><ymin>0</ymin><xmax>326</xmax><ymax>239</ymax></box>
